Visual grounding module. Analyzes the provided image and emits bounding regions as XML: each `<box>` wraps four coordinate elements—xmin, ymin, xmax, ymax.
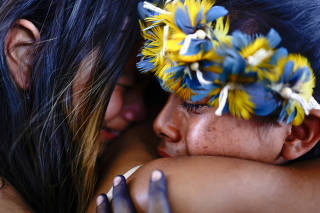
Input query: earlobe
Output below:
<box><xmin>5</xmin><ymin>19</ymin><xmax>40</xmax><ymax>90</ymax></box>
<box><xmin>281</xmin><ymin>109</ymin><xmax>320</xmax><ymax>160</ymax></box>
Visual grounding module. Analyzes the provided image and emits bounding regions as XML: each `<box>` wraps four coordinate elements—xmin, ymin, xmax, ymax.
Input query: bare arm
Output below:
<box><xmin>129</xmin><ymin>157</ymin><xmax>320</xmax><ymax>213</ymax></box>
<box><xmin>88</xmin><ymin>123</ymin><xmax>320</xmax><ymax>213</ymax></box>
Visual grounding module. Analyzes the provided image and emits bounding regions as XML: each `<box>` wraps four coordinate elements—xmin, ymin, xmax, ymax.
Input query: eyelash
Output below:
<box><xmin>182</xmin><ymin>102</ymin><xmax>207</xmax><ymax>114</ymax></box>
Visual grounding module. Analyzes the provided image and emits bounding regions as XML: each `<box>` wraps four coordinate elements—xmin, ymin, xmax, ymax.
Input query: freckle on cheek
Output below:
<box><xmin>203</xmin><ymin>146</ymin><xmax>208</xmax><ymax>150</ymax></box>
<box><xmin>207</xmin><ymin>126</ymin><xmax>216</xmax><ymax>132</ymax></box>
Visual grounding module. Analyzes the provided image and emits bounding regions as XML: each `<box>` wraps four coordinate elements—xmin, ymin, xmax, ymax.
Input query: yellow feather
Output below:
<box><xmin>204</xmin><ymin>64</ymin><xmax>223</xmax><ymax>74</ymax></box>
<box><xmin>240</xmin><ymin>38</ymin><xmax>270</xmax><ymax>58</ymax></box>
<box><xmin>213</xmin><ymin>16</ymin><xmax>231</xmax><ymax>44</ymax></box>
<box><xmin>228</xmin><ymin>90</ymin><xmax>255</xmax><ymax>119</ymax></box>
<box><xmin>275</xmin><ymin>54</ymin><xmax>315</xmax><ymax>101</ymax></box>
<box><xmin>292</xmin><ymin>104</ymin><xmax>305</xmax><ymax>126</ymax></box>
<box><xmin>184</xmin><ymin>0</ymin><xmax>201</xmax><ymax>27</ymax></box>
<box><xmin>208</xmin><ymin>88</ymin><xmax>221</xmax><ymax>107</ymax></box>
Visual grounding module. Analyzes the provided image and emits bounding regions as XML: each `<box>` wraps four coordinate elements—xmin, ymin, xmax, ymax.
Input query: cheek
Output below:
<box><xmin>257</xmin><ymin>125</ymin><xmax>289</xmax><ymax>161</ymax></box>
<box><xmin>185</xmin><ymin>116</ymin><xmax>220</xmax><ymax>155</ymax></box>
<box><xmin>184</xmin><ymin>116</ymin><xmax>260</xmax><ymax>158</ymax></box>
<box><xmin>104</xmin><ymin>88</ymin><xmax>123</xmax><ymax>121</ymax></box>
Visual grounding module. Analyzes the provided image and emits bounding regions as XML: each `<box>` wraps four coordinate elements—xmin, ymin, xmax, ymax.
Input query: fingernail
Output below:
<box><xmin>151</xmin><ymin>170</ymin><xmax>162</xmax><ymax>182</ymax></box>
<box><xmin>96</xmin><ymin>195</ymin><xmax>105</xmax><ymax>206</ymax></box>
<box><xmin>113</xmin><ymin>176</ymin><xmax>122</xmax><ymax>187</ymax></box>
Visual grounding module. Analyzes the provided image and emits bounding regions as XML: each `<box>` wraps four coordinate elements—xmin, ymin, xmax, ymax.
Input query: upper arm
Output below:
<box><xmin>128</xmin><ymin>157</ymin><xmax>320</xmax><ymax>213</ymax></box>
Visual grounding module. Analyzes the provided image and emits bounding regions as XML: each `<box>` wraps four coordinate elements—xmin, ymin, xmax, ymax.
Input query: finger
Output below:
<box><xmin>112</xmin><ymin>175</ymin><xmax>136</xmax><ymax>213</ymax></box>
<box><xmin>96</xmin><ymin>194</ymin><xmax>111</xmax><ymax>213</ymax></box>
<box><xmin>148</xmin><ymin>170</ymin><xmax>171</xmax><ymax>213</ymax></box>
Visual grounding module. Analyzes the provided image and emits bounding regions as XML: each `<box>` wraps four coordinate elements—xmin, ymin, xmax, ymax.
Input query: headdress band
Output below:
<box><xmin>137</xmin><ymin>0</ymin><xmax>320</xmax><ymax>126</ymax></box>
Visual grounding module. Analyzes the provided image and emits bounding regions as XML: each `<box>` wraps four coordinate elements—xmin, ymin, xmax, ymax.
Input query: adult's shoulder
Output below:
<box><xmin>0</xmin><ymin>179</ymin><xmax>32</xmax><ymax>213</ymax></box>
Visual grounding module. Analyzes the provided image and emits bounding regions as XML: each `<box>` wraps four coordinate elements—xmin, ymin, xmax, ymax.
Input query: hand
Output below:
<box><xmin>96</xmin><ymin>170</ymin><xmax>170</xmax><ymax>213</ymax></box>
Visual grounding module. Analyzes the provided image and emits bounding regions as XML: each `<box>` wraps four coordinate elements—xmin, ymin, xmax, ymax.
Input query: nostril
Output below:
<box><xmin>160</xmin><ymin>133</ymin><xmax>167</xmax><ymax>138</ymax></box>
<box><xmin>158</xmin><ymin>125</ymin><xmax>180</xmax><ymax>143</ymax></box>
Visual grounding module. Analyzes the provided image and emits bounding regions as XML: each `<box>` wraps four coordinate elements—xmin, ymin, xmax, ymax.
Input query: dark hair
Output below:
<box><xmin>0</xmin><ymin>0</ymin><xmax>139</xmax><ymax>212</ymax></box>
<box><xmin>216</xmin><ymin>0</ymin><xmax>320</xmax><ymax>160</ymax></box>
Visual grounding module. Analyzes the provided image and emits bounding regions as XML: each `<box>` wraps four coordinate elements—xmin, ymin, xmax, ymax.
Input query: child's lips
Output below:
<box><xmin>100</xmin><ymin>128</ymin><xmax>120</xmax><ymax>141</ymax></box>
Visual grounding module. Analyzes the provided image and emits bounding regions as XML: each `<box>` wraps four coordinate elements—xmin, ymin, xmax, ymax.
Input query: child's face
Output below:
<box><xmin>73</xmin><ymin>53</ymin><xmax>147</xmax><ymax>142</ymax></box>
<box><xmin>154</xmin><ymin>94</ymin><xmax>291</xmax><ymax>164</ymax></box>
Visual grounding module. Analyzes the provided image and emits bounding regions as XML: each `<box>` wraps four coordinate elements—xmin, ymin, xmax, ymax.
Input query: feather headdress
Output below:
<box><xmin>137</xmin><ymin>0</ymin><xmax>320</xmax><ymax>125</ymax></box>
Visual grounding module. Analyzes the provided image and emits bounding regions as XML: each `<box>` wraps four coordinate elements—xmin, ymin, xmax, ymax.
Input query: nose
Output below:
<box><xmin>153</xmin><ymin>95</ymin><xmax>181</xmax><ymax>143</ymax></box>
<box><xmin>121</xmin><ymin>88</ymin><xmax>146</xmax><ymax>122</ymax></box>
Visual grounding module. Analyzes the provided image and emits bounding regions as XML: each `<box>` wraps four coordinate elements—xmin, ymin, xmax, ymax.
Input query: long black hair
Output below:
<box><xmin>0</xmin><ymin>0</ymin><xmax>139</xmax><ymax>212</ymax></box>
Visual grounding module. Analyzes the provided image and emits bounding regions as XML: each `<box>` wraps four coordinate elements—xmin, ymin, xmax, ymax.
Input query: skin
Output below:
<box><xmin>153</xmin><ymin>94</ymin><xmax>320</xmax><ymax>164</ymax></box>
<box><xmin>96</xmin><ymin>54</ymin><xmax>147</xmax><ymax>142</ymax></box>
<box><xmin>0</xmin><ymin>181</ymin><xmax>32</xmax><ymax>213</ymax></box>
<box><xmin>89</xmin><ymin>125</ymin><xmax>320</xmax><ymax>213</ymax></box>
<box><xmin>153</xmin><ymin>94</ymin><xmax>290</xmax><ymax>163</ymax></box>
<box><xmin>4</xmin><ymin>17</ymin><xmax>320</xmax><ymax>213</ymax></box>
<box><xmin>101</xmin><ymin>54</ymin><xmax>147</xmax><ymax>135</ymax></box>
<box><xmin>2</xmin><ymin>19</ymin><xmax>148</xmax><ymax>211</ymax></box>
<box><xmin>129</xmin><ymin>156</ymin><xmax>320</xmax><ymax>213</ymax></box>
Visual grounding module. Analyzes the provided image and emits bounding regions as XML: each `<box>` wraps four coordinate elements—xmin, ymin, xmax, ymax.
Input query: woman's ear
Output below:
<box><xmin>5</xmin><ymin>19</ymin><xmax>40</xmax><ymax>90</ymax></box>
<box><xmin>281</xmin><ymin>109</ymin><xmax>320</xmax><ymax>160</ymax></box>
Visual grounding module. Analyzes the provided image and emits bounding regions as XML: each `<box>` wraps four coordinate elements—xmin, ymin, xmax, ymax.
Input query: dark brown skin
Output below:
<box><xmin>88</xmin><ymin>123</ymin><xmax>320</xmax><ymax>213</ymax></box>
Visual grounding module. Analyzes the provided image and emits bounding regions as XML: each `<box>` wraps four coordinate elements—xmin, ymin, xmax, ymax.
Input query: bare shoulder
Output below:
<box><xmin>0</xmin><ymin>181</ymin><xmax>32</xmax><ymax>213</ymax></box>
<box><xmin>129</xmin><ymin>157</ymin><xmax>320</xmax><ymax>213</ymax></box>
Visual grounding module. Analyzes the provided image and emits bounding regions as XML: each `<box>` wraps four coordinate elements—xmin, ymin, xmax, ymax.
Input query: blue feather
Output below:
<box><xmin>222</xmin><ymin>49</ymin><xmax>246</xmax><ymax>77</ymax></box>
<box><xmin>175</xmin><ymin>7</ymin><xmax>194</xmax><ymax>34</ymax></box>
<box><xmin>282</xmin><ymin>61</ymin><xmax>294</xmax><ymax>82</ymax></box>
<box><xmin>279</xmin><ymin>104</ymin><xmax>288</xmax><ymax>123</ymax></box>
<box><xmin>191</xmin><ymin>93</ymin><xmax>208</xmax><ymax>102</ymax></box>
<box><xmin>289</xmin><ymin>67</ymin><xmax>304</xmax><ymax>87</ymax></box>
<box><xmin>183</xmin><ymin>39</ymin><xmax>203</xmax><ymax>55</ymax></box>
<box><xmin>245</xmin><ymin>83</ymin><xmax>279</xmax><ymax>116</ymax></box>
<box><xmin>202</xmin><ymin>70</ymin><xmax>219</xmax><ymax>81</ymax></box>
<box><xmin>267</xmin><ymin>28</ymin><xmax>282</xmax><ymax>48</ymax></box>
<box><xmin>201</xmin><ymin>60</ymin><xmax>219</xmax><ymax>68</ymax></box>
<box><xmin>269</xmin><ymin>47</ymin><xmax>288</xmax><ymax>65</ymax></box>
<box><xmin>231</xmin><ymin>31</ymin><xmax>252</xmax><ymax>50</ymax></box>
<box><xmin>209</xmin><ymin>94</ymin><xmax>219</xmax><ymax>105</ymax></box>
<box><xmin>302</xmin><ymin>67</ymin><xmax>311</xmax><ymax>82</ymax></box>
<box><xmin>205</xmin><ymin>6</ymin><xmax>228</xmax><ymax>23</ymax></box>
<box><xmin>185</xmin><ymin>75</ymin><xmax>201</xmax><ymax>90</ymax></box>
<box><xmin>137</xmin><ymin>1</ymin><xmax>159</xmax><ymax>19</ymax></box>
<box><xmin>286</xmin><ymin>107</ymin><xmax>297</xmax><ymax>124</ymax></box>
<box><xmin>202</xmin><ymin>40</ymin><xmax>213</xmax><ymax>53</ymax></box>
<box><xmin>164</xmin><ymin>66</ymin><xmax>185</xmax><ymax>74</ymax></box>
<box><xmin>137</xmin><ymin>58</ymin><xmax>155</xmax><ymax>72</ymax></box>
<box><xmin>196</xmin><ymin>7</ymin><xmax>204</xmax><ymax>27</ymax></box>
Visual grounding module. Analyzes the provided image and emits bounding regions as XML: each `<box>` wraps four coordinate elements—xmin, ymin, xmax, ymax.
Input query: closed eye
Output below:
<box><xmin>182</xmin><ymin>102</ymin><xmax>208</xmax><ymax>114</ymax></box>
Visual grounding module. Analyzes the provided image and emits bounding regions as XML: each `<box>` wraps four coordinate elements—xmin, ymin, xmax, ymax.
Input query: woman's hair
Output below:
<box><xmin>216</xmin><ymin>0</ymin><xmax>320</xmax><ymax>160</ymax></box>
<box><xmin>0</xmin><ymin>0</ymin><xmax>139</xmax><ymax>212</ymax></box>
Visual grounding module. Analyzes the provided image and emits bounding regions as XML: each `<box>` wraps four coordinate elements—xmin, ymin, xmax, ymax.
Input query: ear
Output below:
<box><xmin>281</xmin><ymin>109</ymin><xmax>320</xmax><ymax>160</ymax></box>
<box><xmin>5</xmin><ymin>19</ymin><xmax>40</xmax><ymax>90</ymax></box>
